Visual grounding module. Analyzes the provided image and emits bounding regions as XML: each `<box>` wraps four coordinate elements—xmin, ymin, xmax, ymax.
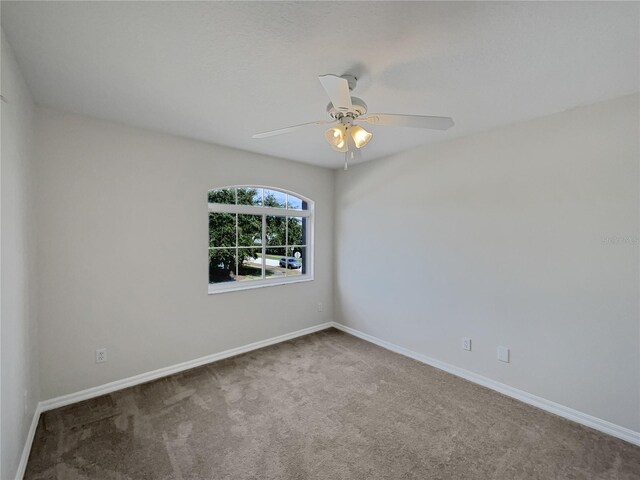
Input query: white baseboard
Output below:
<box><xmin>17</xmin><ymin>320</ymin><xmax>638</xmax><ymax>479</ymax></box>
<box><xmin>17</xmin><ymin>322</ymin><xmax>333</xmax><ymax>479</ymax></box>
<box><xmin>15</xmin><ymin>404</ymin><xmax>42</xmax><ymax>480</ymax></box>
<box><xmin>330</xmin><ymin>322</ymin><xmax>640</xmax><ymax>447</ymax></box>
<box><xmin>39</xmin><ymin>322</ymin><xmax>333</xmax><ymax>412</ymax></box>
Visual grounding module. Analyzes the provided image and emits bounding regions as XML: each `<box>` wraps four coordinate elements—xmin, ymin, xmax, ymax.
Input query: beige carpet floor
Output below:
<box><xmin>25</xmin><ymin>328</ymin><xmax>640</xmax><ymax>479</ymax></box>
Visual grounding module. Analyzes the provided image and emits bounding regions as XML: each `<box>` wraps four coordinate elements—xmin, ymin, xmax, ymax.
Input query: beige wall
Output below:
<box><xmin>334</xmin><ymin>94</ymin><xmax>640</xmax><ymax>431</ymax></box>
<box><xmin>1</xmin><ymin>32</ymin><xmax>41</xmax><ymax>479</ymax></box>
<box><xmin>33</xmin><ymin>108</ymin><xmax>334</xmax><ymax>400</ymax></box>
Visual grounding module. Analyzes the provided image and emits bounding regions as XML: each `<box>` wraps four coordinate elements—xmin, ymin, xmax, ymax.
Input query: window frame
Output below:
<box><xmin>207</xmin><ymin>185</ymin><xmax>314</xmax><ymax>294</ymax></box>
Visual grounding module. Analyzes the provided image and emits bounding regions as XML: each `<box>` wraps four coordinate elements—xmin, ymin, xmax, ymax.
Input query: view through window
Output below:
<box><xmin>208</xmin><ymin>186</ymin><xmax>313</xmax><ymax>292</ymax></box>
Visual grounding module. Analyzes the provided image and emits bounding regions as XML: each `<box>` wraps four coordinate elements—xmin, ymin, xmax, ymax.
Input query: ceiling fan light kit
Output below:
<box><xmin>324</xmin><ymin>120</ymin><xmax>372</xmax><ymax>153</ymax></box>
<box><xmin>252</xmin><ymin>73</ymin><xmax>454</xmax><ymax>169</ymax></box>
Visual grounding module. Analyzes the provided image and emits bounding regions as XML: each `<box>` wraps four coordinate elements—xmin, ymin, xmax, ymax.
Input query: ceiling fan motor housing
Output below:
<box><xmin>327</xmin><ymin>97</ymin><xmax>368</xmax><ymax>119</ymax></box>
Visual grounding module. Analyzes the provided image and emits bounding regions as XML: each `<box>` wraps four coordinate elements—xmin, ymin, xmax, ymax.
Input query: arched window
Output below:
<box><xmin>208</xmin><ymin>186</ymin><xmax>314</xmax><ymax>293</ymax></box>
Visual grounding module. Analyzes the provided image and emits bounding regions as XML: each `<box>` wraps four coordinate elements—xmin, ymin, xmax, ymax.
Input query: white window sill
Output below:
<box><xmin>208</xmin><ymin>275</ymin><xmax>314</xmax><ymax>294</ymax></box>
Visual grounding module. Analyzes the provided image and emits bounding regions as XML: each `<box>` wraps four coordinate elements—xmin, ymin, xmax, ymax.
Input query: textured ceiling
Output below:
<box><xmin>2</xmin><ymin>1</ymin><xmax>639</xmax><ymax>168</ymax></box>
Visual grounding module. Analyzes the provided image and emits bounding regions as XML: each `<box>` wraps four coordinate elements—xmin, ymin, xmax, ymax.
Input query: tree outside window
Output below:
<box><xmin>208</xmin><ymin>186</ymin><xmax>312</xmax><ymax>292</ymax></box>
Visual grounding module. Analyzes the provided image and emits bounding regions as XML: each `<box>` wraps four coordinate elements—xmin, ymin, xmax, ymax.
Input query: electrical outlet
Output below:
<box><xmin>23</xmin><ymin>390</ymin><xmax>28</xmax><ymax>416</ymax></box>
<box><xmin>317</xmin><ymin>302</ymin><xmax>323</xmax><ymax>312</ymax></box>
<box><xmin>497</xmin><ymin>346</ymin><xmax>510</xmax><ymax>363</ymax></box>
<box><xmin>462</xmin><ymin>338</ymin><xmax>472</xmax><ymax>351</ymax></box>
<box><xmin>95</xmin><ymin>348</ymin><xmax>107</xmax><ymax>363</ymax></box>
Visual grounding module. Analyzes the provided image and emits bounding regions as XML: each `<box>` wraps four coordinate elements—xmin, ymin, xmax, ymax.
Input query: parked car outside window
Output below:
<box><xmin>279</xmin><ymin>257</ymin><xmax>302</xmax><ymax>269</ymax></box>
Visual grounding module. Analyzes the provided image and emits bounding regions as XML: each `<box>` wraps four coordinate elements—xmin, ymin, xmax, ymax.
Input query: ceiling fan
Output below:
<box><xmin>252</xmin><ymin>74</ymin><xmax>454</xmax><ymax>169</ymax></box>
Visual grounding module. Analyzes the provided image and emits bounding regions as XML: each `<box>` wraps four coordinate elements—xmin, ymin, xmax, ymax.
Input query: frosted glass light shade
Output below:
<box><xmin>324</xmin><ymin>125</ymin><xmax>348</xmax><ymax>152</ymax></box>
<box><xmin>350</xmin><ymin>125</ymin><xmax>372</xmax><ymax>148</ymax></box>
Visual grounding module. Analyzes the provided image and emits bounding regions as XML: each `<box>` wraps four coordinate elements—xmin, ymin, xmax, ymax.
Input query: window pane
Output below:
<box><xmin>265</xmin><ymin>247</ymin><xmax>286</xmax><ymax>278</ymax></box>
<box><xmin>253</xmin><ymin>188</ymin><xmax>263</xmax><ymax>206</ymax></box>
<box><xmin>238</xmin><ymin>248</ymin><xmax>263</xmax><ymax>282</ymax></box>
<box><xmin>287</xmin><ymin>194</ymin><xmax>303</xmax><ymax>210</ymax></box>
<box><xmin>266</xmin><ymin>215</ymin><xmax>286</xmax><ymax>246</ymax></box>
<box><xmin>208</xmin><ymin>186</ymin><xmax>312</xmax><ymax>291</ymax></box>
<box><xmin>238</xmin><ymin>214</ymin><xmax>262</xmax><ymax>247</ymax></box>
<box><xmin>237</xmin><ymin>187</ymin><xmax>263</xmax><ymax>206</ymax></box>
<box><xmin>208</xmin><ymin>188</ymin><xmax>236</xmax><ymax>205</ymax></box>
<box><xmin>209</xmin><ymin>213</ymin><xmax>236</xmax><ymax>248</ymax></box>
<box><xmin>264</xmin><ymin>189</ymin><xmax>286</xmax><ymax>208</ymax></box>
<box><xmin>286</xmin><ymin>247</ymin><xmax>305</xmax><ymax>276</ymax></box>
<box><xmin>287</xmin><ymin>216</ymin><xmax>304</xmax><ymax>246</ymax></box>
<box><xmin>209</xmin><ymin>248</ymin><xmax>236</xmax><ymax>283</ymax></box>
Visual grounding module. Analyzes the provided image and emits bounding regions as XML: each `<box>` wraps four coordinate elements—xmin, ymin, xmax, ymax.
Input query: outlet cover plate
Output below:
<box><xmin>497</xmin><ymin>346</ymin><xmax>510</xmax><ymax>363</ymax></box>
<box><xmin>462</xmin><ymin>337</ymin><xmax>472</xmax><ymax>351</ymax></box>
<box><xmin>95</xmin><ymin>348</ymin><xmax>107</xmax><ymax>363</ymax></box>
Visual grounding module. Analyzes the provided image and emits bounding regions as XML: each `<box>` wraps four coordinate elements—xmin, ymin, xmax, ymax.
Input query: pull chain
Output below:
<box><xmin>344</xmin><ymin>149</ymin><xmax>354</xmax><ymax>171</ymax></box>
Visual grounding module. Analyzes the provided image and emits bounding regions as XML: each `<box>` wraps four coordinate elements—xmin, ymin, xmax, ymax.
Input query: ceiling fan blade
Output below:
<box><xmin>252</xmin><ymin>120</ymin><xmax>333</xmax><ymax>139</ymax></box>
<box><xmin>359</xmin><ymin>114</ymin><xmax>454</xmax><ymax>130</ymax></box>
<box><xmin>318</xmin><ymin>74</ymin><xmax>353</xmax><ymax>112</ymax></box>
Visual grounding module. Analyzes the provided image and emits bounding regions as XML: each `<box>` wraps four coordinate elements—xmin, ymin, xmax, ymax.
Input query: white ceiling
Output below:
<box><xmin>2</xmin><ymin>2</ymin><xmax>638</xmax><ymax>168</ymax></box>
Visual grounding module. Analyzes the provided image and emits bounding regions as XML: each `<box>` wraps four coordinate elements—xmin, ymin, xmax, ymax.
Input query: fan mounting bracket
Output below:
<box><xmin>341</xmin><ymin>74</ymin><xmax>357</xmax><ymax>91</ymax></box>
